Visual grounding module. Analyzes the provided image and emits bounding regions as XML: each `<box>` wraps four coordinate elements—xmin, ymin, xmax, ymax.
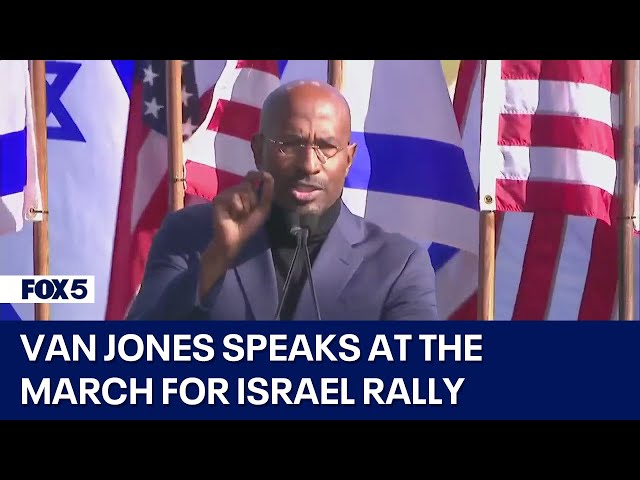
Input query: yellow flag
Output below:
<box><xmin>440</xmin><ymin>60</ymin><xmax>460</xmax><ymax>99</ymax></box>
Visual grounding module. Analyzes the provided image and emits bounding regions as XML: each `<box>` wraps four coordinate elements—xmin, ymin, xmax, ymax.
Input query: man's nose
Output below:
<box><xmin>300</xmin><ymin>146</ymin><xmax>322</xmax><ymax>175</ymax></box>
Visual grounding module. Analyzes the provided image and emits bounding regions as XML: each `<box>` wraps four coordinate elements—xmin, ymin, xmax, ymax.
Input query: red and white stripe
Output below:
<box><xmin>451</xmin><ymin>60</ymin><xmax>639</xmax><ymax>320</ymax></box>
<box><xmin>479</xmin><ymin>60</ymin><xmax>621</xmax><ymax>226</ymax></box>
<box><xmin>183</xmin><ymin>60</ymin><xmax>281</xmax><ymax>201</ymax></box>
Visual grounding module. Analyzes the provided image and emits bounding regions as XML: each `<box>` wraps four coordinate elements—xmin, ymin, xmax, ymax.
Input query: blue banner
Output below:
<box><xmin>0</xmin><ymin>321</ymin><xmax>638</xmax><ymax>420</ymax></box>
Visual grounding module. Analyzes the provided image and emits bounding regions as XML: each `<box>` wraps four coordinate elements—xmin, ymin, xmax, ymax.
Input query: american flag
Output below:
<box><xmin>480</xmin><ymin>60</ymin><xmax>623</xmax><ymax>227</ymax></box>
<box><xmin>451</xmin><ymin>60</ymin><xmax>639</xmax><ymax>320</ymax></box>
<box><xmin>136</xmin><ymin>60</ymin><xmax>202</xmax><ymax>138</ymax></box>
<box><xmin>105</xmin><ymin>60</ymin><xmax>224</xmax><ymax>320</ymax></box>
<box><xmin>181</xmin><ymin>60</ymin><xmax>282</xmax><ymax>203</ymax></box>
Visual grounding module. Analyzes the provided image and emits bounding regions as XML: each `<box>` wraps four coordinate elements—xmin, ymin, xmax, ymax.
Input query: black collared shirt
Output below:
<box><xmin>265</xmin><ymin>199</ymin><xmax>341</xmax><ymax>319</ymax></box>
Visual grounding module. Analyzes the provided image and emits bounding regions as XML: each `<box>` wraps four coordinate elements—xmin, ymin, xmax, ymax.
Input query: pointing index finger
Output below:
<box><xmin>245</xmin><ymin>170</ymin><xmax>269</xmax><ymax>198</ymax></box>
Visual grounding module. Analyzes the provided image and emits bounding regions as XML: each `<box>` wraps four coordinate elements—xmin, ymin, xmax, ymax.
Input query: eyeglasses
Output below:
<box><xmin>264</xmin><ymin>135</ymin><xmax>347</xmax><ymax>164</ymax></box>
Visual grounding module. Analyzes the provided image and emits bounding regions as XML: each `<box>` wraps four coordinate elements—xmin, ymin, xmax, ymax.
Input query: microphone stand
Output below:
<box><xmin>273</xmin><ymin>231</ymin><xmax>303</xmax><ymax>321</ymax></box>
<box><xmin>272</xmin><ymin>213</ymin><xmax>322</xmax><ymax>321</ymax></box>
<box><xmin>297</xmin><ymin>227</ymin><xmax>322</xmax><ymax>321</ymax></box>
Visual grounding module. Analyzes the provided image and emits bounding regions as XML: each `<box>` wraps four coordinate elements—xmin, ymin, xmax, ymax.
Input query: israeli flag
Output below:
<box><xmin>0</xmin><ymin>60</ymin><xmax>134</xmax><ymax>321</ymax></box>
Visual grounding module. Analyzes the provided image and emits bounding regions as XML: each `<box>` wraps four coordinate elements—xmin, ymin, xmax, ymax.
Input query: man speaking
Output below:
<box><xmin>126</xmin><ymin>80</ymin><xmax>439</xmax><ymax>320</ymax></box>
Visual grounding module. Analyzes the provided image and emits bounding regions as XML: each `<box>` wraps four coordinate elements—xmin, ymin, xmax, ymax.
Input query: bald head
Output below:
<box><xmin>251</xmin><ymin>79</ymin><xmax>357</xmax><ymax>216</ymax></box>
<box><xmin>259</xmin><ymin>80</ymin><xmax>352</xmax><ymax>139</ymax></box>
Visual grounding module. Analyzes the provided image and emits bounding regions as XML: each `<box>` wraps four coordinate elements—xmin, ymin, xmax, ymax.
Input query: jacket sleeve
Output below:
<box><xmin>381</xmin><ymin>246</ymin><xmax>439</xmax><ymax>320</ymax></box>
<box><xmin>125</xmin><ymin>210</ymin><xmax>223</xmax><ymax>320</ymax></box>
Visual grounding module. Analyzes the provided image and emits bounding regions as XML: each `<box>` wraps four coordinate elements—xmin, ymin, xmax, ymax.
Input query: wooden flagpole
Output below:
<box><xmin>167</xmin><ymin>60</ymin><xmax>185</xmax><ymax>212</ymax></box>
<box><xmin>328</xmin><ymin>60</ymin><xmax>344</xmax><ymax>91</ymax></box>
<box><xmin>618</xmin><ymin>59</ymin><xmax>637</xmax><ymax>320</ymax></box>
<box><xmin>478</xmin><ymin>60</ymin><xmax>495</xmax><ymax>321</ymax></box>
<box><xmin>30</xmin><ymin>60</ymin><xmax>50</xmax><ymax>321</ymax></box>
<box><xmin>478</xmin><ymin>211</ymin><xmax>496</xmax><ymax>320</ymax></box>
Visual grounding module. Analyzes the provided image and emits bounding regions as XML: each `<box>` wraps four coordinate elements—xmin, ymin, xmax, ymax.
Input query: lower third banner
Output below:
<box><xmin>0</xmin><ymin>321</ymin><xmax>638</xmax><ymax>420</ymax></box>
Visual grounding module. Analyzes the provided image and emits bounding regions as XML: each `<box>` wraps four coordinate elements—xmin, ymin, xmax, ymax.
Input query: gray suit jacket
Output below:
<box><xmin>126</xmin><ymin>200</ymin><xmax>439</xmax><ymax>320</ymax></box>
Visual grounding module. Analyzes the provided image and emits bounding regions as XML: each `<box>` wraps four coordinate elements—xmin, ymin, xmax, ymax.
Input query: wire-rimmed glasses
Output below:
<box><xmin>263</xmin><ymin>135</ymin><xmax>348</xmax><ymax>164</ymax></box>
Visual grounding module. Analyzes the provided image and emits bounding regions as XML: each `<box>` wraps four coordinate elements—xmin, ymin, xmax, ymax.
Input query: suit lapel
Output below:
<box><xmin>294</xmin><ymin>204</ymin><xmax>364</xmax><ymax>320</ymax></box>
<box><xmin>233</xmin><ymin>229</ymin><xmax>279</xmax><ymax>320</ymax></box>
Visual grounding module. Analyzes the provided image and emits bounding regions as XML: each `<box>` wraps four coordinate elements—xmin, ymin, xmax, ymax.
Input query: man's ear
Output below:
<box><xmin>251</xmin><ymin>133</ymin><xmax>263</xmax><ymax>169</ymax></box>
<box><xmin>345</xmin><ymin>142</ymin><xmax>357</xmax><ymax>175</ymax></box>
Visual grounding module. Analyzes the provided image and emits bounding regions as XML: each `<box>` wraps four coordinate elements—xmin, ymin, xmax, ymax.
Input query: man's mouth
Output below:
<box><xmin>290</xmin><ymin>183</ymin><xmax>322</xmax><ymax>202</ymax></box>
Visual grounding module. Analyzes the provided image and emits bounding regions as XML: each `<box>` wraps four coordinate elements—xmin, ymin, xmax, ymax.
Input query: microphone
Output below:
<box><xmin>273</xmin><ymin>212</ymin><xmax>322</xmax><ymax>320</ymax></box>
<box><xmin>273</xmin><ymin>212</ymin><xmax>304</xmax><ymax>320</ymax></box>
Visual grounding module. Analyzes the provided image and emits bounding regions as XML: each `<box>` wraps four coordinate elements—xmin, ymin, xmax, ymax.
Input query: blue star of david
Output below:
<box><xmin>45</xmin><ymin>61</ymin><xmax>86</xmax><ymax>142</ymax></box>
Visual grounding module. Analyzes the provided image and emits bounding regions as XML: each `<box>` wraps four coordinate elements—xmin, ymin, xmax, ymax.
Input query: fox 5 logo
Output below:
<box><xmin>0</xmin><ymin>276</ymin><xmax>95</xmax><ymax>303</ymax></box>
